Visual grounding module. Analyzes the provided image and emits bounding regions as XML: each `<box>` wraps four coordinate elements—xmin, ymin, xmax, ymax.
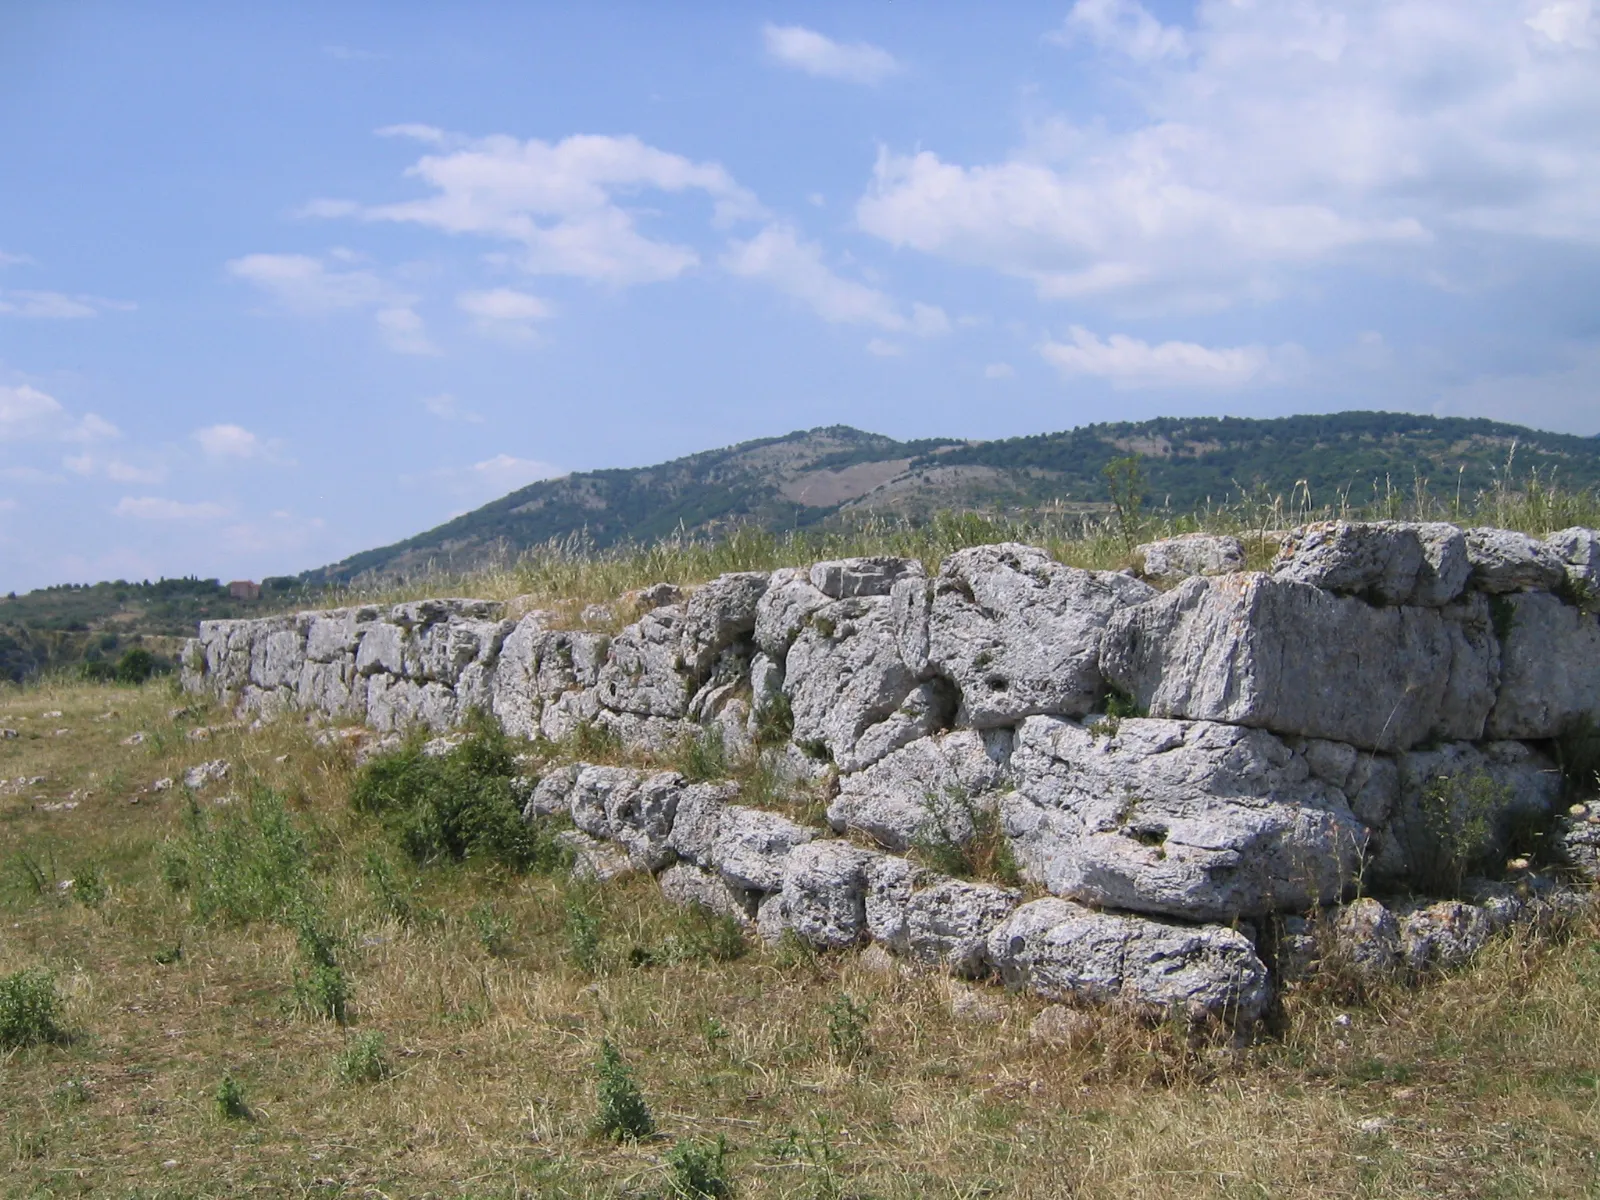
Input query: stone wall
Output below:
<box><xmin>181</xmin><ymin>523</ymin><xmax>1600</xmax><ymax>1026</ymax></box>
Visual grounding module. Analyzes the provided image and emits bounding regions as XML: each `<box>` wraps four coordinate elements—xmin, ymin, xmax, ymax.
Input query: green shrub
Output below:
<box><xmin>114</xmin><ymin>647</ymin><xmax>156</xmax><ymax>685</ymax></box>
<box><xmin>336</xmin><ymin>1030</ymin><xmax>391</xmax><ymax>1084</ymax></box>
<box><xmin>753</xmin><ymin>690</ymin><xmax>794</xmax><ymax>748</ymax></box>
<box><xmin>0</xmin><ymin>968</ymin><xmax>65</xmax><ymax>1049</ymax></box>
<box><xmin>351</xmin><ymin>719</ymin><xmax>565</xmax><ymax>872</ymax></box>
<box><xmin>70</xmin><ymin>863</ymin><xmax>107</xmax><ymax>907</ymax></box>
<box><xmin>161</xmin><ymin>788</ymin><xmax>312</xmax><ymax>925</ymax></box>
<box><xmin>564</xmin><ymin>889</ymin><xmax>603</xmax><ymax>974</ymax></box>
<box><xmin>665</xmin><ymin>1135</ymin><xmax>731</xmax><ymax>1198</ymax></box>
<box><xmin>293</xmin><ymin>963</ymin><xmax>350</xmax><ymax>1023</ymax></box>
<box><xmin>594</xmin><ymin>1038</ymin><xmax>653</xmax><ymax>1141</ymax></box>
<box><xmin>215</xmin><ymin>1074</ymin><xmax>251</xmax><ymax>1121</ymax></box>
<box><xmin>469</xmin><ymin>902</ymin><xmax>514</xmax><ymax>957</ymax></box>
<box><xmin>913</xmin><ymin>787</ymin><xmax>1021</xmax><ymax>887</ymax></box>
<box><xmin>823</xmin><ymin>993</ymin><xmax>870</xmax><ymax>1065</ymax></box>
<box><xmin>1394</xmin><ymin>769</ymin><xmax>1511</xmax><ymax>897</ymax></box>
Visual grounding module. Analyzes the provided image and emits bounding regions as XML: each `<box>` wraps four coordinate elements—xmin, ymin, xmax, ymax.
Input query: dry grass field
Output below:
<box><xmin>3</xmin><ymin>676</ymin><xmax>1600</xmax><ymax>1199</ymax></box>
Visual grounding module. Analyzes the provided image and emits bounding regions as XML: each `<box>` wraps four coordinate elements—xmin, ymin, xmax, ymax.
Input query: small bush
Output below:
<box><xmin>753</xmin><ymin>691</ymin><xmax>794</xmax><ymax>748</ymax></box>
<box><xmin>161</xmin><ymin>788</ymin><xmax>312</xmax><ymax>925</ymax></box>
<box><xmin>215</xmin><ymin>1074</ymin><xmax>251</xmax><ymax>1121</ymax></box>
<box><xmin>336</xmin><ymin>1030</ymin><xmax>391</xmax><ymax>1084</ymax></box>
<box><xmin>293</xmin><ymin>963</ymin><xmax>351</xmax><ymax>1023</ymax></box>
<box><xmin>665</xmin><ymin>1135</ymin><xmax>731</xmax><ymax>1198</ymax></box>
<box><xmin>114</xmin><ymin>648</ymin><xmax>157</xmax><ymax>685</ymax></box>
<box><xmin>0</xmin><ymin>968</ymin><xmax>65</xmax><ymax>1049</ymax></box>
<box><xmin>469</xmin><ymin>902</ymin><xmax>514</xmax><ymax>957</ymax></box>
<box><xmin>1394</xmin><ymin>769</ymin><xmax>1511</xmax><ymax>897</ymax></box>
<box><xmin>913</xmin><ymin>787</ymin><xmax>1021</xmax><ymax>887</ymax></box>
<box><xmin>823</xmin><ymin>993</ymin><xmax>870</xmax><ymax>1065</ymax></box>
<box><xmin>594</xmin><ymin>1038</ymin><xmax>654</xmax><ymax>1141</ymax></box>
<box><xmin>351</xmin><ymin>718</ymin><xmax>565</xmax><ymax>872</ymax></box>
<box><xmin>629</xmin><ymin>909</ymin><xmax>748</xmax><ymax>969</ymax></box>
<box><xmin>70</xmin><ymin>863</ymin><xmax>107</xmax><ymax>908</ymax></box>
<box><xmin>676</xmin><ymin>726</ymin><xmax>728</xmax><ymax>782</ymax></box>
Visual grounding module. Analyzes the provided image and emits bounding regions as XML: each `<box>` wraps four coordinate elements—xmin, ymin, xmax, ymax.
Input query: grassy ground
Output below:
<box><xmin>4</xmin><ymin>679</ymin><xmax>1600</xmax><ymax>1198</ymax></box>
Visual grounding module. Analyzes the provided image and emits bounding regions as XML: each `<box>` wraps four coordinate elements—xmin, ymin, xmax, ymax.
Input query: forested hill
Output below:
<box><xmin>305</xmin><ymin>410</ymin><xmax>1600</xmax><ymax>584</ymax></box>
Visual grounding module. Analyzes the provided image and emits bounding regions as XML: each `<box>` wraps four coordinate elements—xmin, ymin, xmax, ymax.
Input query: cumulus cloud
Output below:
<box><xmin>0</xmin><ymin>290</ymin><xmax>133</xmax><ymax>319</ymax></box>
<box><xmin>192</xmin><ymin>423</ymin><xmax>269</xmax><ymax>460</ymax></box>
<box><xmin>415</xmin><ymin>453</ymin><xmax>565</xmax><ymax>506</ymax></box>
<box><xmin>722</xmin><ymin>223</ymin><xmax>949</xmax><ymax>336</ymax></box>
<box><xmin>1038</xmin><ymin>327</ymin><xmax>1278</xmax><ymax>389</ymax></box>
<box><xmin>763</xmin><ymin>24</ymin><xmax>901</xmax><ymax>84</ymax></box>
<box><xmin>1049</xmin><ymin>0</ymin><xmax>1189</xmax><ymax>61</ymax></box>
<box><xmin>227</xmin><ymin>252</ymin><xmax>434</xmax><ymax>354</ymax></box>
<box><xmin>421</xmin><ymin>393</ymin><xmax>484</xmax><ymax>423</ymax></box>
<box><xmin>0</xmin><ymin>384</ymin><xmax>119</xmax><ymax>443</ymax></box>
<box><xmin>321</xmin><ymin>128</ymin><xmax>762</xmax><ymax>287</ymax></box>
<box><xmin>64</xmin><ymin>454</ymin><xmax>166</xmax><ymax>485</ymax></box>
<box><xmin>984</xmin><ymin>362</ymin><xmax>1015</xmax><ymax>379</ymax></box>
<box><xmin>857</xmin><ymin>1</ymin><xmax>1600</xmax><ymax>311</ymax></box>
<box><xmin>114</xmin><ymin>496</ymin><xmax>229</xmax><ymax>520</ymax></box>
<box><xmin>457</xmin><ymin>287</ymin><xmax>553</xmax><ymax>340</ymax></box>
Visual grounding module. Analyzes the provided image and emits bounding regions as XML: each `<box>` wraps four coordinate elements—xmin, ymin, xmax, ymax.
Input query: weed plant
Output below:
<box><xmin>665</xmin><ymin>1135</ymin><xmax>732</xmax><ymax>1198</ymax></box>
<box><xmin>824</xmin><ymin>993</ymin><xmax>871</xmax><ymax>1065</ymax></box>
<box><xmin>675</xmin><ymin>726</ymin><xmax>729</xmax><ymax>782</ymax></box>
<box><xmin>469</xmin><ymin>901</ymin><xmax>514</xmax><ymax>957</ymax></box>
<box><xmin>913</xmin><ymin>786</ymin><xmax>1021</xmax><ymax>887</ymax></box>
<box><xmin>336</xmin><ymin>1030</ymin><xmax>391</xmax><ymax>1084</ymax></box>
<box><xmin>594</xmin><ymin>1038</ymin><xmax>654</xmax><ymax>1141</ymax></box>
<box><xmin>0</xmin><ymin>967</ymin><xmax>65</xmax><ymax>1048</ymax></box>
<box><xmin>1393</xmin><ymin>770</ymin><xmax>1509</xmax><ymax>897</ymax></box>
<box><xmin>215</xmin><ymin>1074</ymin><xmax>251</xmax><ymax>1121</ymax></box>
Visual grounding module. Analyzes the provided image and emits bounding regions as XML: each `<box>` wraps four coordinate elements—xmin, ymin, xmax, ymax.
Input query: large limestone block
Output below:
<box><xmin>784</xmin><ymin>595</ymin><xmax>954</xmax><ymax>772</ymax></box>
<box><xmin>1272</xmin><ymin>521</ymin><xmax>1427</xmax><ymax>605</ymax></box>
<box><xmin>199</xmin><ymin>620</ymin><xmax>254</xmax><ymax>693</ymax></box>
<box><xmin>248</xmin><ymin>619</ymin><xmax>304</xmax><ymax>690</ymax></box>
<box><xmin>753</xmin><ymin>567</ymin><xmax>829</xmax><ymax>660</ymax></box>
<box><xmin>681</xmin><ymin>572</ymin><xmax>768</xmax><ymax>678</ymax></box>
<box><xmin>864</xmin><ymin>857</ymin><xmax>1020</xmax><ymax>976</ymax></box>
<box><xmin>987</xmin><ymin>898</ymin><xmax>1272</xmax><ymax>1024</ymax></box>
<box><xmin>415</xmin><ymin>617</ymin><xmax>511</xmax><ymax>687</ymax></box>
<box><xmin>667</xmin><ymin>781</ymin><xmax>740</xmax><ymax>867</ymax></box>
<box><xmin>305</xmin><ymin>606</ymin><xmax>380</xmax><ymax>663</ymax></box>
<box><xmin>596</xmin><ymin>606</ymin><xmax>690</xmax><ymax>718</ymax></box>
<box><xmin>1100</xmin><ymin>573</ymin><xmax>1494</xmax><ymax>750</ymax></box>
<box><xmin>492</xmin><ymin>619</ymin><xmax>604</xmax><ymax>739</ymax></box>
<box><xmin>1004</xmin><ymin>716</ymin><xmax>1368</xmax><ymax>920</ymax></box>
<box><xmin>567</xmin><ymin>766</ymin><xmax>683</xmax><ymax>870</ymax></box>
<box><xmin>355</xmin><ymin>622</ymin><xmax>413</xmax><ymax>678</ymax></box>
<box><xmin>712</xmin><ymin>805</ymin><xmax>817</xmax><ymax>893</ymax></box>
<box><xmin>928</xmin><ymin>543</ymin><xmax>1156</xmax><ymax>729</ymax></box>
<box><xmin>1546</xmin><ymin>527</ymin><xmax>1599</xmax><ymax>606</ymax></box>
<box><xmin>1137</xmin><ymin>533</ymin><xmax>1246</xmax><ymax>583</ymax></box>
<box><xmin>365</xmin><ymin>675</ymin><xmax>458</xmax><ymax>733</ymax></box>
<box><xmin>540</xmin><ymin>688</ymin><xmax>602</xmax><ymax>742</ymax></box>
<box><xmin>781</xmin><ymin>841</ymin><xmax>881</xmax><ymax>947</ymax></box>
<box><xmin>1486</xmin><ymin>591</ymin><xmax>1600</xmax><ymax>738</ymax></box>
<box><xmin>658</xmin><ymin>863</ymin><xmax>755</xmax><ymax>923</ymax></box>
<box><xmin>1465</xmin><ymin>528</ymin><xmax>1566</xmax><ymax>593</ymax></box>
<box><xmin>297</xmin><ymin>658</ymin><xmax>363</xmax><ymax>718</ymax></box>
<box><xmin>809</xmin><ymin>556</ymin><xmax>924</xmax><ymax>599</ymax></box>
<box><xmin>827</xmin><ymin>729</ymin><xmax>1012</xmax><ymax>852</ymax></box>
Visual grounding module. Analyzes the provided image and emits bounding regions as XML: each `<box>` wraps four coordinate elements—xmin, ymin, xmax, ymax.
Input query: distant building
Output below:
<box><xmin>228</xmin><ymin>580</ymin><xmax>262</xmax><ymax>601</ymax></box>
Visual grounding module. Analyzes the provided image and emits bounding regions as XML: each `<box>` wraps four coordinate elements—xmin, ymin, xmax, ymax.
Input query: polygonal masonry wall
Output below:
<box><xmin>181</xmin><ymin>524</ymin><xmax>1600</xmax><ymax>1025</ymax></box>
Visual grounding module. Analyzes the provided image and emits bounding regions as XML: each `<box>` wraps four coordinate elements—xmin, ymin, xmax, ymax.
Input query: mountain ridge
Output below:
<box><xmin>303</xmin><ymin>410</ymin><xmax>1600</xmax><ymax>584</ymax></box>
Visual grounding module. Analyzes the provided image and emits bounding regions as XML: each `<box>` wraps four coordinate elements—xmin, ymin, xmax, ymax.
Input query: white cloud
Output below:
<box><xmin>763</xmin><ymin>24</ymin><xmax>902</xmax><ymax>84</ymax></box>
<box><xmin>333</xmin><ymin>129</ymin><xmax>762</xmax><ymax>287</ymax></box>
<box><xmin>228</xmin><ymin>252</ymin><xmax>433</xmax><ymax>354</ymax></box>
<box><xmin>866</xmin><ymin>338</ymin><xmax>904</xmax><ymax>357</ymax></box>
<box><xmin>1049</xmin><ymin>0</ymin><xmax>1189</xmax><ymax>62</ymax></box>
<box><xmin>0</xmin><ymin>251</ymin><xmax>31</xmax><ymax>267</ymax></box>
<box><xmin>193</xmin><ymin>423</ymin><xmax>268</xmax><ymax>460</ymax></box>
<box><xmin>722</xmin><ymin>223</ymin><xmax>948</xmax><ymax>335</ymax></box>
<box><xmin>857</xmin><ymin>1</ymin><xmax>1600</xmax><ymax>310</ymax></box>
<box><xmin>416</xmin><ymin>453</ymin><xmax>565</xmax><ymax>505</ymax></box>
<box><xmin>0</xmin><ymin>291</ymin><xmax>106</xmax><ymax>319</ymax></box>
<box><xmin>64</xmin><ymin>454</ymin><xmax>167</xmax><ymax>485</ymax></box>
<box><xmin>984</xmin><ymin>362</ymin><xmax>1016</xmax><ymax>379</ymax></box>
<box><xmin>457</xmin><ymin>287</ymin><xmax>553</xmax><ymax>340</ymax></box>
<box><xmin>114</xmin><ymin>496</ymin><xmax>229</xmax><ymax>520</ymax></box>
<box><xmin>1038</xmin><ymin>327</ymin><xmax>1276</xmax><ymax>389</ymax></box>
<box><xmin>0</xmin><ymin>465</ymin><xmax>61</xmax><ymax>484</ymax></box>
<box><xmin>421</xmin><ymin>393</ymin><xmax>484</xmax><ymax>423</ymax></box>
<box><xmin>0</xmin><ymin>384</ymin><xmax>119</xmax><ymax>443</ymax></box>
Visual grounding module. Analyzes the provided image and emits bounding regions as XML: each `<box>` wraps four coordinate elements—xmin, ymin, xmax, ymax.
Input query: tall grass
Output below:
<box><xmin>276</xmin><ymin>459</ymin><xmax>1600</xmax><ymax>616</ymax></box>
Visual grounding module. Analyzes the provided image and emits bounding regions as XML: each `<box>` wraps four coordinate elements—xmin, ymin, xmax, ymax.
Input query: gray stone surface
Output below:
<box><xmin>1101</xmin><ymin>573</ymin><xmax>1495</xmax><ymax>750</ymax></box>
<box><xmin>1546</xmin><ymin>527</ymin><xmax>1600</xmax><ymax>606</ymax></box>
<box><xmin>1004</xmin><ymin>716</ymin><xmax>1368</xmax><ymax>920</ymax></box>
<box><xmin>753</xmin><ymin>568</ymin><xmax>830</xmax><ymax>660</ymax></box>
<box><xmin>928</xmin><ymin>543</ymin><xmax>1156</xmax><ymax>729</ymax></box>
<box><xmin>862</xmin><ymin>856</ymin><xmax>1019</xmax><ymax>975</ymax></box>
<box><xmin>827</xmin><ymin>729</ymin><xmax>1012</xmax><ymax>852</ymax></box>
<box><xmin>557</xmin><ymin>830</ymin><xmax>634</xmax><ymax>882</ymax></box>
<box><xmin>1484</xmin><ymin>591</ymin><xmax>1600</xmax><ymax>739</ymax></box>
<box><xmin>781</xmin><ymin>840</ymin><xmax>881</xmax><ymax>947</ymax></box>
<box><xmin>785</xmin><ymin>595</ymin><xmax>954</xmax><ymax>772</ymax></box>
<box><xmin>712</xmin><ymin>804</ymin><xmax>817</xmax><ymax>893</ymax></box>
<box><xmin>1138</xmin><ymin>533</ymin><xmax>1246</xmax><ymax>583</ymax></box>
<box><xmin>1333</xmin><ymin>897</ymin><xmax>1401</xmax><ymax>979</ymax></box>
<box><xmin>657</xmin><ymin>862</ymin><xmax>755</xmax><ymax>922</ymax></box>
<box><xmin>525</xmin><ymin>764</ymin><xmax>581</xmax><ymax>818</ymax></box>
<box><xmin>1396</xmin><ymin>899</ymin><xmax>1494</xmax><ymax>971</ymax></box>
<box><xmin>987</xmin><ymin>898</ymin><xmax>1272</xmax><ymax>1024</ymax></box>
<box><xmin>596</xmin><ymin>606</ymin><xmax>690</xmax><ymax>718</ymax></box>
<box><xmin>1555</xmin><ymin>803</ymin><xmax>1600</xmax><ymax>884</ymax></box>
<box><xmin>567</xmin><ymin>767</ymin><xmax>684</xmax><ymax>870</ymax></box>
<box><xmin>1465</xmin><ymin>527</ymin><xmax>1567</xmax><ymax>593</ymax></box>
<box><xmin>681</xmin><ymin>572</ymin><xmax>768</xmax><ymax>678</ymax></box>
<box><xmin>1271</xmin><ymin>521</ymin><xmax>1426</xmax><ymax>604</ymax></box>
<box><xmin>667</xmin><ymin>781</ymin><xmax>739</xmax><ymax>867</ymax></box>
<box><xmin>809</xmin><ymin>556</ymin><xmax>924</xmax><ymax>599</ymax></box>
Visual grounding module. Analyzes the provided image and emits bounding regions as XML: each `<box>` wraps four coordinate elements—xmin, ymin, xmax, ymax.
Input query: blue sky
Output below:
<box><xmin>3</xmin><ymin>1</ymin><xmax>1598</xmax><ymax>592</ymax></box>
